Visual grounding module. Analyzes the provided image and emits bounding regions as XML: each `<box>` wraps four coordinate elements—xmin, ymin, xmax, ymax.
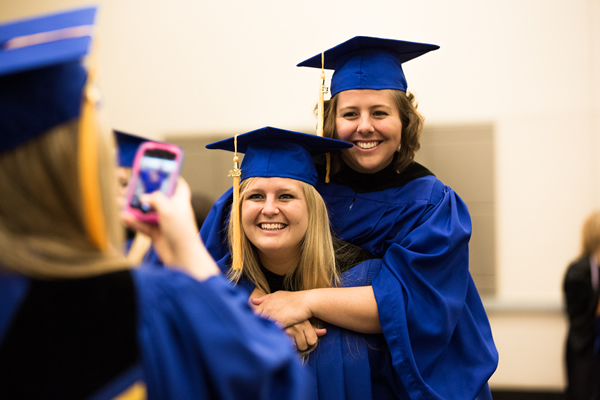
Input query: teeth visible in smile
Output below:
<box><xmin>260</xmin><ymin>223</ymin><xmax>286</xmax><ymax>230</ymax></box>
<box><xmin>355</xmin><ymin>141</ymin><xmax>379</xmax><ymax>149</ymax></box>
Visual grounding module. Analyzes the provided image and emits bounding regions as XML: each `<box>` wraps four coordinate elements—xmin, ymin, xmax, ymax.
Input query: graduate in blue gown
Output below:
<box><xmin>114</xmin><ymin>130</ymin><xmax>165</xmax><ymax>265</ymax></box>
<box><xmin>204</xmin><ymin>126</ymin><xmax>409</xmax><ymax>399</ymax></box>
<box><xmin>0</xmin><ymin>8</ymin><xmax>310</xmax><ymax>400</ymax></box>
<box><xmin>201</xmin><ymin>37</ymin><xmax>498</xmax><ymax>399</ymax></box>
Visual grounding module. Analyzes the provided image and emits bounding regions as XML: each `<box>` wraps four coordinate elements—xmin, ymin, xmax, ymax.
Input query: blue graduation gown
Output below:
<box><xmin>218</xmin><ymin>254</ymin><xmax>406</xmax><ymax>399</ymax></box>
<box><xmin>200</xmin><ymin>162</ymin><xmax>498</xmax><ymax>399</ymax></box>
<box><xmin>304</xmin><ymin>258</ymin><xmax>409</xmax><ymax>400</ymax></box>
<box><xmin>0</xmin><ymin>267</ymin><xmax>311</xmax><ymax>400</ymax></box>
<box><xmin>316</xmin><ymin>162</ymin><xmax>498</xmax><ymax>399</ymax></box>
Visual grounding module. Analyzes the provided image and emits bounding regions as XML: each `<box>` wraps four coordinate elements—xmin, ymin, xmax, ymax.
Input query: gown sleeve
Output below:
<box><xmin>132</xmin><ymin>268</ymin><xmax>311</xmax><ymax>400</ymax></box>
<box><xmin>370</xmin><ymin>184</ymin><xmax>497</xmax><ymax>399</ymax></box>
<box><xmin>200</xmin><ymin>187</ymin><xmax>234</xmax><ymax>266</ymax></box>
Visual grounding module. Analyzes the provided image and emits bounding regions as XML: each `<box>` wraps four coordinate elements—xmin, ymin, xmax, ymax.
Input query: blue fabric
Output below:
<box><xmin>317</xmin><ymin>173</ymin><xmax>498</xmax><ymax>399</ymax></box>
<box><xmin>304</xmin><ymin>258</ymin><xmax>407</xmax><ymax>400</ymax></box>
<box><xmin>200</xmin><ymin>172</ymin><xmax>498</xmax><ymax>399</ymax></box>
<box><xmin>132</xmin><ymin>268</ymin><xmax>312</xmax><ymax>399</ymax></box>
<box><xmin>0</xmin><ymin>273</ymin><xmax>29</xmax><ymax>345</ymax></box>
<box><xmin>0</xmin><ymin>268</ymin><xmax>311</xmax><ymax>400</ymax></box>
<box><xmin>0</xmin><ymin>6</ymin><xmax>95</xmax><ymax>154</ymax></box>
<box><xmin>297</xmin><ymin>36</ymin><xmax>439</xmax><ymax>96</ymax></box>
<box><xmin>0</xmin><ymin>62</ymin><xmax>87</xmax><ymax>154</ymax></box>
<box><xmin>0</xmin><ymin>6</ymin><xmax>95</xmax><ymax>76</ymax></box>
<box><xmin>205</xmin><ymin>127</ymin><xmax>351</xmax><ymax>186</ymax></box>
<box><xmin>215</xmin><ymin>249</ymin><xmax>407</xmax><ymax>399</ymax></box>
<box><xmin>114</xmin><ymin>131</ymin><xmax>149</xmax><ymax>168</ymax></box>
<box><xmin>201</xmin><ymin>186</ymin><xmax>235</xmax><ymax>266</ymax></box>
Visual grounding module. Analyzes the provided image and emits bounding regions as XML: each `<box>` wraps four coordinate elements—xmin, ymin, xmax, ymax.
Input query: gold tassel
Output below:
<box><xmin>316</xmin><ymin>51</ymin><xmax>331</xmax><ymax>183</ymax></box>
<box><xmin>317</xmin><ymin>51</ymin><xmax>326</xmax><ymax>137</ymax></box>
<box><xmin>228</xmin><ymin>135</ymin><xmax>242</xmax><ymax>270</ymax></box>
<box><xmin>78</xmin><ymin>47</ymin><xmax>108</xmax><ymax>250</ymax></box>
<box><xmin>325</xmin><ymin>153</ymin><xmax>331</xmax><ymax>183</ymax></box>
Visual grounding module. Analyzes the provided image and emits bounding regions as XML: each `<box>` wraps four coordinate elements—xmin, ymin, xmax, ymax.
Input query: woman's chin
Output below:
<box><xmin>342</xmin><ymin>152</ymin><xmax>393</xmax><ymax>174</ymax></box>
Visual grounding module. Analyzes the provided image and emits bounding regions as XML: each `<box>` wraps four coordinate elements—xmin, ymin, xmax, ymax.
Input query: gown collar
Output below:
<box><xmin>322</xmin><ymin>156</ymin><xmax>434</xmax><ymax>193</ymax></box>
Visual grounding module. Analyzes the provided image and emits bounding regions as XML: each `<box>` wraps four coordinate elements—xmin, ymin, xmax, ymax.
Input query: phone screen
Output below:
<box><xmin>129</xmin><ymin>149</ymin><xmax>178</xmax><ymax>213</ymax></box>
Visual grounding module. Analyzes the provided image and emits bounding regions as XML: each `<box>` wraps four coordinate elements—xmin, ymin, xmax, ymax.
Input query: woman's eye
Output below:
<box><xmin>279</xmin><ymin>194</ymin><xmax>294</xmax><ymax>200</ymax></box>
<box><xmin>373</xmin><ymin>110</ymin><xmax>388</xmax><ymax>117</ymax></box>
<box><xmin>341</xmin><ymin>111</ymin><xmax>358</xmax><ymax>118</ymax></box>
<box><xmin>247</xmin><ymin>194</ymin><xmax>263</xmax><ymax>200</ymax></box>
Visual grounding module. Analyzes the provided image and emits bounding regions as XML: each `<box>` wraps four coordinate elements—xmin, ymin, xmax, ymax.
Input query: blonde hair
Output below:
<box><xmin>320</xmin><ymin>89</ymin><xmax>424</xmax><ymax>175</ymax></box>
<box><xmin>0</xmin><ymin>119</ymin><xmax>130</xmax><ymax>278</ymax></box>
<box><xmin>227</xmin><ymin>177</ymin><xmax>340</xmax><ymax>356</ymax></box>
<box><xmin>580</xmin><ymin>210</ymin><xmax>600</xmax><ymax>257</ymax></box>
<box><xmin>227</xmin><ymin>177</ymin><xmax>339</xmax><ymax>292</ymax></box>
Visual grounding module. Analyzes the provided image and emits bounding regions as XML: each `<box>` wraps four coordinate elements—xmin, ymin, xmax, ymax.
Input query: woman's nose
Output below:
<box><xmin>357</xmin><ymin>116</ymin><xmax>375</xmax><ymax>134</ymax></box>
<box><xmin>261</xmin><ymin>198</ymin><xmax>279</xmax><ymax>215</ymax></box>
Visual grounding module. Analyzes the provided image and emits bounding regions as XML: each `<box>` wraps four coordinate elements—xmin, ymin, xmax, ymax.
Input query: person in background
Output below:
<box><xmin>0</xmin><ymin>7</ymin><xmax>310</xmax><ymax>400</ymax></box>
<box><xmin>564</xmin><ymin>210</ymin><xmax>600</xmax><ymax>400</ymax></box>
<box><xmin>201</xmin><ymin>36</ymin><xmax>498</xmax><ymax>399</ymax></box>
<box><xmin>114</xmin><ymin>130</ymin><xmax>155</xmax><ymax>264</ymax></box>
<box><xmin>595</xmin><ymin>299</ymin><xmax>600</xmax><ymax>359</ymax></box>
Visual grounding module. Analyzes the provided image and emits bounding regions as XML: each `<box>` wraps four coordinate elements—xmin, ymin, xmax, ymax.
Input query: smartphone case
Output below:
<box><xmin>123</xmin><ymin>141</ymin><xmax>183</xmax><ymax>223</ymax></box>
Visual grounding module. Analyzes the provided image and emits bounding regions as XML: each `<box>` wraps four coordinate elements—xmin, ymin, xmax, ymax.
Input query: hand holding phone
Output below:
<box><xmin>121</xmin><ymin>177</ymin><xmax>220</xmax><ymax>279</ymax></box>
<box><xmin>123</xmin><ymin>141</ymin><xmax>184</xmax><ymax>223</ymax></box>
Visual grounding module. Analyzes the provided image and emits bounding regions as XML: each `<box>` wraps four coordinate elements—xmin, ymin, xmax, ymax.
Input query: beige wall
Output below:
<box><xmin>3</xmin><ymin>0</ymin><xmax>600</xmax><ymax>391</ymax></box>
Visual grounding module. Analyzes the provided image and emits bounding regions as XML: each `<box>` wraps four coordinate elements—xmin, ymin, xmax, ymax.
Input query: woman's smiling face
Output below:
<box><xmin>241</xmin><ymin>177</ymin><xmax>309</xmax><ymax>261</ymax></box>
<box><xmin>335</xmin><ymin>89</ymin><xmax>402</xmax><ymax>174</ymax></box>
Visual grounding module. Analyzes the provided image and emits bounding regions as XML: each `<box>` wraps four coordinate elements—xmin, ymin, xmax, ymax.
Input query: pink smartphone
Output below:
<box><xmin>124</xmin><ymin>141</ymin><xmax>184</xmax><ymax>223</ymax></box>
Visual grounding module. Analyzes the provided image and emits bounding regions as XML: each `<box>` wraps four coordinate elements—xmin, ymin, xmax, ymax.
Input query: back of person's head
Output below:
<box><xmin>581</xmin><ymin>210</ymin><xmax>600</xmax><ymax>257</ymax></box>
<box><xmin>0</xmin><ymin>7</ymin><xmax>128</xmax><ymax>278</ymax></box>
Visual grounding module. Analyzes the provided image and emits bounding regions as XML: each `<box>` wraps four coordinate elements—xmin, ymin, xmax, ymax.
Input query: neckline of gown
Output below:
<box><xmin>320</xmin><ymin>158</ymin><xmax>434</xmax><ymax>193</ymax></box>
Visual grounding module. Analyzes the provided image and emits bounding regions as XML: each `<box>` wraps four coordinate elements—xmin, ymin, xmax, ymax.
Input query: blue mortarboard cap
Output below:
<box><xmin>297</xmin><ymin>36</ymin><xmax>439</xmax><ymax>96</ymax></box>
<box><xmin>114</xmin><ymin>130</ymin><xmax>150</xmax><ymax>168</ymax></box>
<box><xmin>206</xmin><ymin>127</ymin><xmax>352</xmax><ymax>186</ymax></box>
<box><xmin>0</xmin><ymin>6</ymin><xmax>96</xmax><ymax>154</ymax></box>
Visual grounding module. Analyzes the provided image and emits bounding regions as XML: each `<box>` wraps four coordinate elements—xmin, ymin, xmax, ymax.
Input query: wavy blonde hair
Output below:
<box><xmin>320</xmin><ymin>89</ymin><xmax>424</xmax><ymax>175</ymax></box>
<box><xmin>0</xmin><ymin>119</ymin><xmax>130</xmax><ymax>278</ymax></box>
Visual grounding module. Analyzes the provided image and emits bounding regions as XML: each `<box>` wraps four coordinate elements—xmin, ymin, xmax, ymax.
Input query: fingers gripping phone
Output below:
<box><xmin>124</xmin><ymin>141</ymin><xmax>184</xmax><ymax>223</ymax></box>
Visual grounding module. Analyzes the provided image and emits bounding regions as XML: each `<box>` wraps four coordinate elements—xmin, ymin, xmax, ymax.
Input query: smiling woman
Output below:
<box><xmin>333</xmin><ymin>89</ymin><xmax>403</xmax><ymax>174</ymax></box>
<box><xmin>202</xmin><ymin>127</ymin><xmax>410</xmax><ymax>399</ymax></box>
<box><xmin>293</xmin><ymin>36</ymin><xmax>499</xmax><ymax>399</ymax></box>
<box><xmin>233</xmin><ymin>176</ymin><xmax>336</xmax><ymax>298</ymax></box>
<box><xmin>241</xmin><ymin>177</ymin><xmax>309</xmax><ymax>274</ymax></box>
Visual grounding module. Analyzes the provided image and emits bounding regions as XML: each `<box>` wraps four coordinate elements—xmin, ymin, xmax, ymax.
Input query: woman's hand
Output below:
<box><xmin>250</xmin><ymin>289</ymin><xmax>326</xmax><ymax>351</ymax></box>
<box><xmin>285</xmin><ymin>320</ymin><xmax>326</xmax><ymax>352</ymax></box>
<box><xmin>121</xmin><ymin>177</ymin><xmax>219</xmax><ymax>281</ymax></box>
<box><xmin>254</xmin><ymin>286</ymin><xmax>382</xmax><ymax>334</ymax></box>
<box><xmin>249</xmin><ymin>287</ymin><xmax>267</xmax><ymax>306</ymax></box>
<box><xmin>251</xmin><ymin>290</ymin><xmax>312</xmax><ymax>328</ymax></box>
